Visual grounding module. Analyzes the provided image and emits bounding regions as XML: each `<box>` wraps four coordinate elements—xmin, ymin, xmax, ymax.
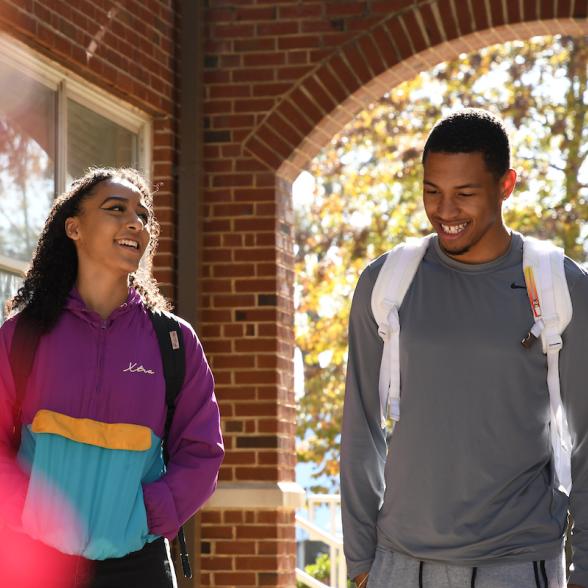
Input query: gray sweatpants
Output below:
<box><xmin>368</xmin><ymin>548</ymin><xmax>566</xmax><ymax>588</ymax></box>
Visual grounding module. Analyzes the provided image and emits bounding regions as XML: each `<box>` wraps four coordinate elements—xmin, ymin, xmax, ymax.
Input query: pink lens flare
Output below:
<box><xmin>0</xmin><ymin>525</ymin><xmax>89</xmax><ymax>588</ymax></box>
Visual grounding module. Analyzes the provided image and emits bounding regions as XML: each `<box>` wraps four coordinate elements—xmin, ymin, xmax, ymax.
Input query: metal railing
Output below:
<box><xmin>295</xmin><ymin>494</ymin><xmax>347</xmax><ymax>588</ymax></box>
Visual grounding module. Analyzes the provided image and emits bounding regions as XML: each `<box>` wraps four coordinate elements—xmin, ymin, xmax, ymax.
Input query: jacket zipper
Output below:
<box><xmin>95</xmin><ymin>320</ymin><xmax>108</xmax><ymax>395</ymax></box>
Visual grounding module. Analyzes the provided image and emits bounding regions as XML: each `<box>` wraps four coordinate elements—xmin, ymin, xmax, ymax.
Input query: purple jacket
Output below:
<box><xmin>0</xmin><ymin>289</ymin><xmax>223</xmax><ymax>558</ymax></box>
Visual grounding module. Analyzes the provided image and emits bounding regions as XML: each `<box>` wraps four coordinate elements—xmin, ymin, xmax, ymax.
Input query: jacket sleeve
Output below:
<box><xmin>340</xmin><ymin>264</ymin><xmax>387</xmax><ymax>580</ymax></box>
<box><xmin>142</xmin><ymin>321</ymin><xmax>224</xmax><ymax>540</ymax></box>
<box><xmin>561</xmin><ymin>263</ymin><xmax>588</xmax><ymax>588</ymax></box>
<box><xmin>0</xmin><ymin>317</ymin><xmax>30</xmax><ymax>529</ymax></box>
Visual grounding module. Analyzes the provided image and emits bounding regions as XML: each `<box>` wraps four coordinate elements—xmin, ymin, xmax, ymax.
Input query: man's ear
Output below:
<box><xmin>501</xmin><ymin>169</ymin><xmax>517</xmax><ymax>201</ymax></box>
<box><xmin>65</xmin><ymin>217</ymin><xmax>80</xmax><ymax>241</ymax></box>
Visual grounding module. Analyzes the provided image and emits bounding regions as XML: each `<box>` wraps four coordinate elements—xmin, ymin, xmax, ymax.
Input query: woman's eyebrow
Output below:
<box><xmin>100</xmin><ymin>196</ymin><xmax>149</xmax><ymax>212</ymax></box>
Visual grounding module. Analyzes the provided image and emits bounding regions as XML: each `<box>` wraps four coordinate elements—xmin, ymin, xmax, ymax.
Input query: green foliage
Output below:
<box><xmin>296</xmin><ymin>553</ymin><xmax>354</xmax><ymax>588</ymax></box>
<box><xmin>295</xmin><ymin>35</ymin><xmax>588</xmax><ymax>490</ymax></box>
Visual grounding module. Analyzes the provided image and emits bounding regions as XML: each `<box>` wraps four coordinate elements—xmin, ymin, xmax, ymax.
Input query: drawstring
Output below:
<box><xmin>533</xmin><ymin>561</ymin><xmax>541</xmax><ymax>587</ymax></box>
<box><xmin>533</xmin><ymin>560</ymin><xmax>548</xmax><ymax>587</ymax></box>
<box><xmin>540</xmin><ymin>560</ymin><xmax>548</xmax><ymax>587</ymax></box>
<box><xmin>415</xmin><ymin>559</ymin><xmax>545</xmax><ymax>588</ymax></box>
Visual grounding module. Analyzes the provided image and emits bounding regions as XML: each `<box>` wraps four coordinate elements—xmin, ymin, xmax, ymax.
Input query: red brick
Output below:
<box><xmin>522</xmin><ymin>0</ymin><xmax>538</xmax><ymax>20</ymax></box>
<box><xmin>201</xmin><ymin>511</ymin><xmax>222</xmax><ymax>524</ymax></box>
<box><xmin>214</xmin><ymin>23</ymin><xmax>255</xmax><ymax>38</ymax></box>
<box><xmin>216</xmin><ymin>541</ymin><xmax>256</xmax><ymax>555</ymax></box>
<box><xmin>236</xmin><ymin>525</ymin><xmax>279</xmax><ymax>540</ymax></box>
<box><xmin>243</xmin><ymin>135</ymin><xmax>282</xmax><ymax>170</ymax></box>
<box><xmin>357</xmin><ymin>33</ymin><xmax>387</xmax><ymax>78</ymax></box>
<box><xmin>275</xmin><ymin>100</ymin><xmax>314</xmax><ymax>136</ymax></box>
<box><xmin>370</xmin><ymin>0</ymin><xmax>406</xmax><ymax>13</ymax></box>
<box><xmin>222</xmin><ymin>451</ymin><xmax>257</xmax><ymax>465</ymax></box>
<box><xmin>490</xmin><ymin>2</ymin><xmax>507</xmax><ymax>27</ymax></box>
<box><xmin>214</xmin><ymin>572</ymin><xmax>256</xmax><ymax>586</ymax></box>
<box><xmin>202</xmin><ymin>557</ymin><xmax>235</xmax><ymax>571</ymax></box>
<box><xmin>329</xmin><ymin>53</ymin><xmax>362</xmax><ymax>95</ymax></box>
<box><xmin>243</xmin><ymin>52</ymin><xmax>286</xmax><ymax>67</ymax></box>
<box><xmin>301</xmin><ymin>19</ymin><xmax>340</xmax><ymax>33</ymax></box>
<box><xmin>236</xmin><ymin>6</ymin><xmax>276</xmax><ymax>21</ymax></box>
<box><xmin>234</xmin><ymin>38</ymin><xmax>276</xmax><ymax>52</ymax></box>
<box><xmin>214</xmin><ymin>294</ymin><xmax>256</xmax><ymax>308</ymax></box>
<box><xmin>301</xmin><ymin>75</ymin><xmax>337</xmax><ymax>114</ymax></box>
<box><xmin>314</xmin><ymin>63</ymin><xmax>348</xmax><ymax>103</ymax></box>
<box><xmin>537</xmin><ymin>0</ymin><xmax>555</xmax><ymax>18</ymax></box>
<box><xmin>234</xmin><ymin>97</ymin><xmax>276</xmax><ymax>113</ymax></box>
<box><xmin>419</xmin><ymin>4</ymin><xmax>444</xmax><ymax>46</ymax></box>
<box><xmin>372</xmin><ymin>25</ymin><xmax>402</xmax><ymax>68</ymax></box>
<box><xmin>235</xmin><ymin>339</ymin><xmax>278</xmax><ymax>353</ymax></box>
<box><xmin>235</xmin><ymin>555</ymin><xmax>279</xmax><ymax>569</ymax></box>
<box><xmin>278</xmin><ymin>4</ymin><xmax>322</xmax><ymax>18</ymax></box>
<box><xmin>234</xmin><ymin>188</ymin><xmax>275</xmax><ymax>202</ymax></box>
<box><xmin>257</xmin><ymin>21</ymin><xmax>299</xmax><ymax>35</ymax></box>
<box><xmin>343</xmin><ymin>43</ymin><xmax>372</xmax><ymax>85</ymax></box>
<box><xmin>470</xmin><ymin>0</ymin><xmax>490</xmax><ymax>30</ymax></box>
<box><xmin>252</xmin><ymin>82</ymin><xmax>293</xmax><ymax>97</ymax></box>
<box><xmin>385</xmin><ymin>16</ymin><xmax>413</xmax><ymax>59</ymax></box>
<box><xmin>203</xmin><ymin>526</ymin><xmax>235</xmax><ymax>539</ymax></box>
<box><xmin>276</xmin><ymin>65</ymin><xmax>313</xmax><ymax>81</ymax></box>
<box><xmin>223</xmin><ymin>512</ymin><xmax>244</xmax><ymax>524</ymax></box>
<box><xmin>233</xmin><ymin>67</ymin><xmax>275</xmax><ymax>82</ymax></box>
<box><xmin>255</xmin><ymin>126</ymin><xmax>294</xmax><ymax>160</ymax></box>
<box><xmin>560</xmin><ymin>0</ymin><xmax>575</xmax><ymax>18</ymax></box>
<box><xmin>278</xmin><ymin>35</ymin><xmax>321</xmax><ymax>50</ymax></box>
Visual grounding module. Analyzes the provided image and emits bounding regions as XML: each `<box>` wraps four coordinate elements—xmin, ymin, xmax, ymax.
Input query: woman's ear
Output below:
<box><xmin>65</xmin><ymin>217</ymin><xmax>80</xmax><ymax>241</ymax></box>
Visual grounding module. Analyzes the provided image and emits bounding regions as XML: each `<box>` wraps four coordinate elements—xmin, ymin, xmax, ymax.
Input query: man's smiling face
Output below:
<box><xmin>423</xmin><ymin>151</ymin><xmax>516</xmax><ymax>264</ymax></box>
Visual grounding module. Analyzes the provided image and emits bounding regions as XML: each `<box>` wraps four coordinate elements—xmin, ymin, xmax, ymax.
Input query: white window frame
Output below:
<box><xmin>0</xmin><ymin>33</ymin><xmax>152</xmax><ymax>277</ymax></box>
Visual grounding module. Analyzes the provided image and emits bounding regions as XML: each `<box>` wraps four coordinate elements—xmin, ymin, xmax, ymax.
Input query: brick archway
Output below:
<box><xmin>245</xmin><ymin>7</ymin><xmax>587</xmax><ymax>181</ymax></box>
<box><xmin>203</xmin><ymin>0</ymin><xmax>588</xmax><ymax>587</ymax></box>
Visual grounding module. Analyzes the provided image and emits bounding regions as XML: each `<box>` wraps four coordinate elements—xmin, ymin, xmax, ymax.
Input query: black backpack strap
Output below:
<box><xmin>8</xmin><ymin>315</ymin><xmax>42</xmax><ymax>450</ymax></box>
<box><xmin>147</xmin><ymin>309</ymin><xmax>185</xmax><ymax>462</ymax></box>
<box><xmin>147</xmin><ymin>309</ymin><xmax>192</xmax><ymax>579</ymax></box>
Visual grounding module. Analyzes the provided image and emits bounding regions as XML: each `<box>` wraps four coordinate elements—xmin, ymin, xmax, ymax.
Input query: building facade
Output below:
<box><xmin>0</xmin><ymin>1</ymin><xmax>586</xmax><ymax>586</ymax></box>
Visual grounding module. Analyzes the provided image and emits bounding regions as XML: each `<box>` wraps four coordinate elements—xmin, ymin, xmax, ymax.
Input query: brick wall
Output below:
<box><xmin>201</xmin><ymin>2</ymin><xmax>587</xmax><ymax>586</ymax></box>
<box><xmin>2</xmin><ymin>1</ymin><xmax>587</xmax><ymax>587</ymax></box>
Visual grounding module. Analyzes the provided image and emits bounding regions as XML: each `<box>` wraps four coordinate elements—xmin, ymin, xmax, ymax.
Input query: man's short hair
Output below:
<box><xmin>422</xmin><ymin>109</ymin><xmax>510</xmax><ymax>179</ymax></box>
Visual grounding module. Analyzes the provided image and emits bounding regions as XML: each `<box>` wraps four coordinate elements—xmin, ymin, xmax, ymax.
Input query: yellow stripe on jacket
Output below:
<box><xmin>31</xmin><ymin>410</ymin><xmax>152</xmax><ymax>451</ymax></box>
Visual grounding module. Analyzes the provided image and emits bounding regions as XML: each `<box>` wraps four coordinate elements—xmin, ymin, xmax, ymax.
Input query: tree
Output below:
<box><xmin>295</xmin><ymin>35</ymin><xmax>588</xmax><ymax>490</ymax></box>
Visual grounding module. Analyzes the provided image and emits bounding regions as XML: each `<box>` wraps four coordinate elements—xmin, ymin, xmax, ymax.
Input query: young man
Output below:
<box><xmin>340</xmin><ymin>109</ymin><xmax>588</xmax><ymax>588</ymax></box>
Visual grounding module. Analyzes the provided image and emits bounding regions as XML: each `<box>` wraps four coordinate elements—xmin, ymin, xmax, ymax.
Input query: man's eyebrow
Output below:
<box><xmin>100</xmin><ymin>196</ymin><xmax>149</xmax><ymax>211</ymax></box>
<box><xmin>423</xmin><ymin>181</ymin><xmax>483</xmax><ymax>189</ymax></box>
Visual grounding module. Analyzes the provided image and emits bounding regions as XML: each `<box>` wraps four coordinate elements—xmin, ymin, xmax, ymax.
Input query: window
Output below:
<box><xmin>0</xmin><ymin>35</ymin><xmax>151</xmax><ymax>321</ymax></box>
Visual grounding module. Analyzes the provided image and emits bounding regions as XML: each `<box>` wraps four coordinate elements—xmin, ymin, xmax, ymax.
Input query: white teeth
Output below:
<box><xmin>441</xmin><ymin>223</ymin><xmax>467</xmax><ymax>235</ymax></box>
<box><xmin>117</xmin><ymin>239</ymin><xmax>139</xmax><ymax>249</ymax></box>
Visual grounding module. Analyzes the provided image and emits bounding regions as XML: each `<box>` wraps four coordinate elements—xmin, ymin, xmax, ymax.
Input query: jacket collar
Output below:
<box><xmin>64</xmin><ymin>287</ymin><xmax>142</xmax><ymax>325</ymax></box>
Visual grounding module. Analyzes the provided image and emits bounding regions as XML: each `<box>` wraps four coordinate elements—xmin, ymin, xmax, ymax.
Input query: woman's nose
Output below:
<box><xmin>126</xmin><ymin>212</ymin><xmax>145</xmax><ymax>230</ymax></box>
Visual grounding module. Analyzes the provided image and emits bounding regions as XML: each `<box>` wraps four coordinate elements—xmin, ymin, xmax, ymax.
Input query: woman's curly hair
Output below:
<box><xmin>6</xmin><ymin>167</ymin><xmax>171</xmax><ymax>332</ymax></box>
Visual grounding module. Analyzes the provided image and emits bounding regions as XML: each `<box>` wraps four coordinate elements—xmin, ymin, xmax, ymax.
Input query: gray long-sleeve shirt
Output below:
<box><xmin>340</xmin><ymin>233</ymin><xmax>588</xmax><ymax>586</ymax></box>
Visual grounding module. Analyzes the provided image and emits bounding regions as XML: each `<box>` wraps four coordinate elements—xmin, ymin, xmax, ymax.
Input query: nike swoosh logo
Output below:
<box><xmin>510</xmin><ymin>282</ymin><xmax>527</xmax><ymax>290</ymax></box>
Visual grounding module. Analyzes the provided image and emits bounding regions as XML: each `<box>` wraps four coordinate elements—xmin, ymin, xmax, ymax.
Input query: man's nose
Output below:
<box><xmin>437</xmin><ymin>195</ymin><xmax>460</xmax><ymax>218</ymax></box>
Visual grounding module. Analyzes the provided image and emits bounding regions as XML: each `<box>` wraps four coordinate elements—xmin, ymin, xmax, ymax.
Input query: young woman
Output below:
<box><xmin>0</xmin><ymin>168</ymin><xmax>224</xmax><ymax>588</ymax></box>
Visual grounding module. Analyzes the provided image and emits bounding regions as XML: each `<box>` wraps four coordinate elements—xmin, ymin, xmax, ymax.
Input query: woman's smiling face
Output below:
<box><xmin>65</xmin><ymin>179</ymin><xmax>151</xmax><ymax>278</ymax></box>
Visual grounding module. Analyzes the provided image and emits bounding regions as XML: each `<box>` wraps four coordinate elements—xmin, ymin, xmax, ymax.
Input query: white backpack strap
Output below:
<box><xmin>371</xmin><ymin>235</ymin><xmax>434</xmax><ymax>427</ymax></box>
<box><xmin>522</xmin><ymin>236</ymin><xmax>573</xmax><ymax>494</ymax></box>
